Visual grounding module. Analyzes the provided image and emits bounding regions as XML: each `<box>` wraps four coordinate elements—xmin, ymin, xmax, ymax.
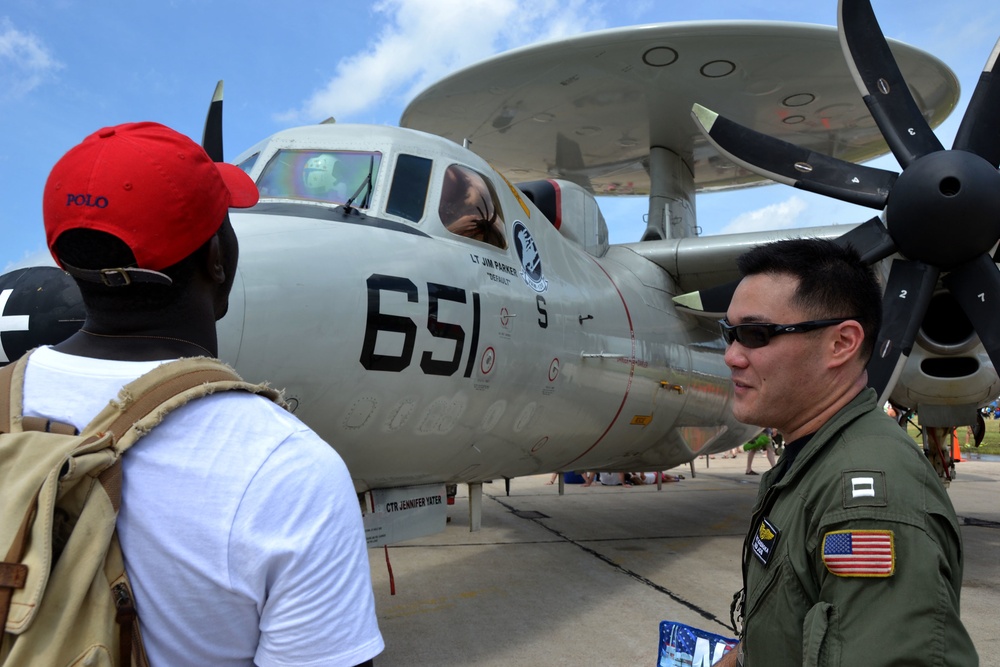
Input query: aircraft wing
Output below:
<box><xmin>619</xmin><ymin>223</ymin><xmax>855</xmax><ymax>295</ymax></box>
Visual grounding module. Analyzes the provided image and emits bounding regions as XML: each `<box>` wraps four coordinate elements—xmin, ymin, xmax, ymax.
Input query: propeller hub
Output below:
<box><xmin>887</xmin><ymin>150</ymin><xmax>1000</xmax><ymax>269</ymax></box>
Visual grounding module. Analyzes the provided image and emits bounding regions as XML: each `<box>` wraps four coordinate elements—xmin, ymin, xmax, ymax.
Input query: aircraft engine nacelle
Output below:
<box><xmin>890</xmin><ymin>291</ymin><xmax>1000</xmax><ymax>427</ymax></box>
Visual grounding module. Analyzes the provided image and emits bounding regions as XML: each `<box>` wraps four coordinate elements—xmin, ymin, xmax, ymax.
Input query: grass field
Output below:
<box><xmin>904</xmin><ymin>420</ymin><xmax>1000</xmax><ymax>456</ymax></box>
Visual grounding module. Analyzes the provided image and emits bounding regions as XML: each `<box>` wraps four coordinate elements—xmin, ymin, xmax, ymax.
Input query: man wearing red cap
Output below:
<box><xmin>20</xmin><ymin>122</ymin><xmax>384</xmax><ymax>666</ymax></box>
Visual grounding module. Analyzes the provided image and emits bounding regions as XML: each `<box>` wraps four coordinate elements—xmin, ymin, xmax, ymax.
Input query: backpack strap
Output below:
<box><xmin>98</xmin><ymin>359</ymin><xmax>252</xmax><ymax>444</ymax></box>
<box><xmin>0</xmin><ymin>485</ymin><xmax>31</xmax><ymax>637</ymax></box>
<box><xmin>0</xmin><ymin>352</ymin><xmax>280</xmax><ymax>441</ymax></box>
<box><xmin>0</xmin><ymin>357</ymin><xmax>23</xmax><ymax>435</ymax></box>
<box><xmin>74</xmin><ymin>357</ymin><xmax>283</xmax><ymax>511</ymax></box>
<box><xmin>0</xmin><ymin>352</ymin><xmax>82</xmax><ymax>436</ymax></box>
<box><xmin>0</xmin><ymin>356</ymin><xmax>41</xmax><ymax>637</ymax></box>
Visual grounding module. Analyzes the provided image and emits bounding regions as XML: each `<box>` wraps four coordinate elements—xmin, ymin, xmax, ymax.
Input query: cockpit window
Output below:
<box><xmin>438</xmin><ymin>164</ymin><xmax>506</xmax><ymax>249</ymax></box>
<box><xmin>256</xmin><ymin>149</ymin><xmax>382</xmax><ymax>208</ymax></box>
<box><xmin>386</xmin><ymin>153</ymin><xmax>432</xmax><ymax>222</ymax></box>
<box><xmin>236</xmin><ymin>153</ymin><xmax>259</xmax><ymax>175</ymax></box>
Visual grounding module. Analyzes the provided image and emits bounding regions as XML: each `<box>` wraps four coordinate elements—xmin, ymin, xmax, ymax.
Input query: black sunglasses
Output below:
<box><xmin>718</xmin><ymin>317</ymin><xmax>857</xmax><ymax>349</ymax></box>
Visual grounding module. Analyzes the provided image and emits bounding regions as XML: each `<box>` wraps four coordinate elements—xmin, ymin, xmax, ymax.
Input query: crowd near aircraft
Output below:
<box><xmin>1</xmin><ymin>0</ymin><xmax>995</xmax><ymax>538</ymax></box>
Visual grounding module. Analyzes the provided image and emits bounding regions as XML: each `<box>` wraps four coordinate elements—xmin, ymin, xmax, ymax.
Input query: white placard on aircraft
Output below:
<box><xmin>364</xmin><ymin>484</ymin><xmax>447</xmax><ymax>547</ymax></box>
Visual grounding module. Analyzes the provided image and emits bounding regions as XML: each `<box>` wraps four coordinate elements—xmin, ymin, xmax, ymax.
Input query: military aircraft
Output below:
<box><xmin>0</xmin><ymin>0</ymin><xmax>989</xmax><ymax>539</ymax></box>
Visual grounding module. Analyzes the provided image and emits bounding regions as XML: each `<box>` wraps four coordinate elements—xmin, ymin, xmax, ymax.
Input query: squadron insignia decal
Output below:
<box><xmin>513</xmin><ymin>221</ymin><xmax>547</xmax><ymax>293</ymax></box>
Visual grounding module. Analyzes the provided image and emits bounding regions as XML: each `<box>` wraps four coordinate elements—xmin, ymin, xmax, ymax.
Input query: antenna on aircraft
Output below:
<box><xmin>689</xmin><ymin>0</ymin><xmax>1000</xmax><ymax>405</ymax></box>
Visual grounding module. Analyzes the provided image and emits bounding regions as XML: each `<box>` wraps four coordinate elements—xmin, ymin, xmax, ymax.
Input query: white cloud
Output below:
<box><xmin>279</xmin><ymin>0</ymin><xmax>607</xmax><ymax>125</ymax></box>
<box><xmin>718</xmin><ymin>196</ymin><xmax>808</xmax><ymax>235</ymax></box>
<box><xmin>0</xmin><ymin>18</ymin><xmax>63</xmax><ymax>101</ymax></box>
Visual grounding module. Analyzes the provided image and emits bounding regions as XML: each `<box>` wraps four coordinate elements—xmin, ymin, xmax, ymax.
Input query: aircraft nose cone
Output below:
<box><xmin>887</xmin><ymin>150</ymin><xmax>1000</xmax><ymax>269</ymax></box>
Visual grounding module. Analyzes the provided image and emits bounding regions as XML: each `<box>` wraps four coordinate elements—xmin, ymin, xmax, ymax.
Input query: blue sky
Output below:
<box><xmin>2</xmin><ymin>0</ymin><xmax>998</xmax><ymax>272</ymax></box>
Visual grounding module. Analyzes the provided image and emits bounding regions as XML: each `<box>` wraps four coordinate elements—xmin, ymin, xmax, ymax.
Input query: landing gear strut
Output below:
<box><xmin>921</xmin><ymin>426</ymin><xmax>957</xmax><ymax>487</ymax></box>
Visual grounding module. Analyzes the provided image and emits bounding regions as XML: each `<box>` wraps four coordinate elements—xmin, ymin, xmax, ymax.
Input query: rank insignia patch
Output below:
<box><xmin>822</xmin><ymin>529</ymin><xmax>894</xmax><ymax>577</ymax></box>
<box><xmin>842</xmin><ymin>470</ymin><xmax>886</xmax><ymax>508</ymax></box>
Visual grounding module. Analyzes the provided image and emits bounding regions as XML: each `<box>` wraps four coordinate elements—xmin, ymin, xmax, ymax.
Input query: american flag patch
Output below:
<box><xmin>822</xmin><ymin>530</ymin><xmax>894</xmax><ymax>577</ymax></box>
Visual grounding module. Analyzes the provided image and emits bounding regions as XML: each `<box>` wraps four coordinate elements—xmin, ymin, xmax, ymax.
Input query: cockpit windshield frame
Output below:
<box><xmin>255</xmin><ymin>149</ymin><xmax>383</xmax><ymax>209</ymax></box>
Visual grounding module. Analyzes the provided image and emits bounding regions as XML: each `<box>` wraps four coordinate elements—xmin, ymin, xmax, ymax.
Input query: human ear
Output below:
<box><xmin>829</xmin><ymin>320</ymin><xmax>865</xmax><ymax>367</ymax></box>
<box><xmin>204</xmin><ymin>234</ymin><xmax>225</xmax><ymax>284</ymax></box>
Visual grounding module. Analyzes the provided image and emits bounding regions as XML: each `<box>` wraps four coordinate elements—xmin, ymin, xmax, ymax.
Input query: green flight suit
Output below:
<box><xmin>739</xmin><ymin>388</ymin><xmax>978</xmax><ymax>666</ymax></box>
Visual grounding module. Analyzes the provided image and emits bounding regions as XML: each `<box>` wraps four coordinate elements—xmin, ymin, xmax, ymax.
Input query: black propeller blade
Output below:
<box><xmin>691</xmin><ymin>104</ymin><xmax>898</xmax><ymax>210</ymax></box>
<box><xmin>202</xmin><ymin>80</ymin><xmax>225</xmax><ymax>162</ymax></box>
<box><xmin>838</xmin><ymin>0</ymin><xmax>943</xmax><ymax>166</ymax></box>
<box><xmin>673</xmin><ymin>280</ymin><xmax>741</xmax><ymax>318</ymax></box>
<box><xmin>867</xmin><ymin>259</ymin><xmax>939</xmax><ymax>405</ymax></box>
<box><xmin>830</xmin><ymin>216</ymin><xmax>896</xmax><ymax>264</ymax></box>
<box><xmin>690</xmin><ymin>0</ymin><xmax>1000</xmax><ymax>404</ymax></box>
<box><xmin>952</xmin><ymin>38</ymin><xmax>1000</xmax><ymax>166</ymax></box>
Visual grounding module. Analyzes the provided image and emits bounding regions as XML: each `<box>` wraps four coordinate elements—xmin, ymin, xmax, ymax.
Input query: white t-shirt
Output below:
<box><xmin>22</xmin><ymin>347</ymin><xmax>383</xmax><ymax>667</ymax></box>
<box><xmin>598</xmin><ymin>472</ymin><xmax>623</xmax><ymax>486</ymax></box>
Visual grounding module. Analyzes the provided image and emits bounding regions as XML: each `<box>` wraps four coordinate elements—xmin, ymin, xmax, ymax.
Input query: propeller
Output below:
<box><xmin>202</xmin><ymin>80</ymin><xmax>225</xmax><ymax>162</ymax></box>
<box><xmin>689</xmin><ymin>0</ymin><xmax>1000</xmax><ymax>405</ymax></box>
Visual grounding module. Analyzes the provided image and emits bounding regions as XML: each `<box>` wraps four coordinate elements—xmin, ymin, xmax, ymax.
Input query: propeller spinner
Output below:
<box><xmin>691</xmin><ymin>0</ymin><xmax>1000</xmax><ymax>406</ymax></box>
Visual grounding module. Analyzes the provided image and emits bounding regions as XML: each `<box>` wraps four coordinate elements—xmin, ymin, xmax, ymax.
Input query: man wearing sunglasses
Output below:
<box><xmin>717</xmin><ymin>239</ymin><xmax>976</xmax><ymax>667</ymax></box>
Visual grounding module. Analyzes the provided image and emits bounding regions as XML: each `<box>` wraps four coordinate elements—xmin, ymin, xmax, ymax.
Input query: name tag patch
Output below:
<box><xmin>750</xmin><ymin>516</ymin><xmax>780</xmax><ymax>567</ymax></box>
<box><xmin>822</xmin><ymin>529</ymin><xmax>895</xmax><ymax>577</ymax></box>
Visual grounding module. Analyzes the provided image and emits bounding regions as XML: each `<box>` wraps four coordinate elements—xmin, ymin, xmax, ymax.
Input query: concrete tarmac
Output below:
<box><xmin>368</xmin><ymin>454</ymin><xmax>1000</xmax><ymax>666</ymax></box>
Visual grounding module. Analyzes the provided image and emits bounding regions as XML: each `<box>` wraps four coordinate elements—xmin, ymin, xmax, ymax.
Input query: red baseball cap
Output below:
<box><xmin>43</xmin><ymin>121</ymin><xmax>259</xmax><ymax>285</ymax></box>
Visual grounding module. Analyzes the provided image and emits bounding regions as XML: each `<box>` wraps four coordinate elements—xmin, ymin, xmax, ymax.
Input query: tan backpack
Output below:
<box><xmin>0</xmin><ymin>352</ymin><xmax>282</xmax><ymax>666</ymax></box>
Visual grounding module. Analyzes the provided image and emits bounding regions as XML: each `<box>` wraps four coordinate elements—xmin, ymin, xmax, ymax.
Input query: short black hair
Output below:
<box><xmin>737</xmin><ymin>238</ymin><xmax>882</xmax><ymax>362</ymax></box>
<box><xmin>52</xmin><ymin>228</ymin><xmax>211</xmax><ymax>315</ymax></box>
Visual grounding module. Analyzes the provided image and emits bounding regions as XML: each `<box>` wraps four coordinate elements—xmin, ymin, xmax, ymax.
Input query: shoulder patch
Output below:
<box><xmin>842</xmin><ymin>470</ymin><xmax>887</xmax><ymax>508</ymax></box>
<box><xmin>822</xmin><ymin>529</ymin><xmax>894</xmax><ymax>577</ymax></box>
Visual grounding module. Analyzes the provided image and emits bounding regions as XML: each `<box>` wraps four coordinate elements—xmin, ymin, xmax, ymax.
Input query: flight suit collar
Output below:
<box><xmin>762</xmin><ymin>387</ymin><xmax>877</xmax><ymax>493</ymax></box>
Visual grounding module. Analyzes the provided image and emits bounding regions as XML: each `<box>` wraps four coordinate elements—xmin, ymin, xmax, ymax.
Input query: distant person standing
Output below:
<box><xmin>743</xmin><ymin>428</ymin><xmax>776</xmax><ymax>476</ymax></box>
<box><xmin>716</xmin><ymin>239</ymin><xmax>976</xmax><ymax>666</ymax></box>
